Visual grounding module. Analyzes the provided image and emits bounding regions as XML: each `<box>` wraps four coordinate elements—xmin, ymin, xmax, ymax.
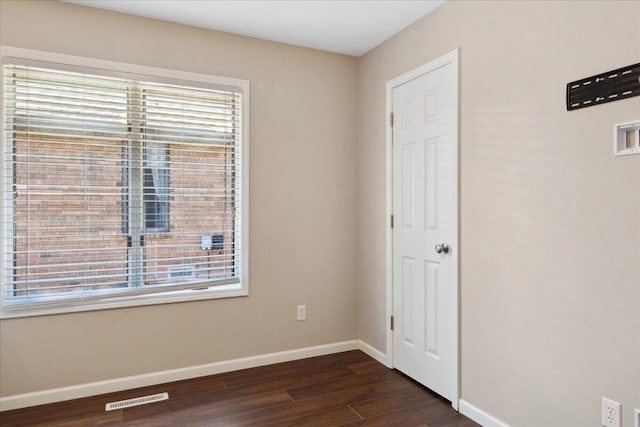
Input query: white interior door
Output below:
<box><xmin>391</xmin><ymin>51</ymin><xmax>458</xmax><ymax>404</ymax></box>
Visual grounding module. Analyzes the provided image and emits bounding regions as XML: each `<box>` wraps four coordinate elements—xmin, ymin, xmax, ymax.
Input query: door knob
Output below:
<box><xmin>435</xmin><ymin>243</ymin><xmax>449</xmax><ymax>254</ymax></box>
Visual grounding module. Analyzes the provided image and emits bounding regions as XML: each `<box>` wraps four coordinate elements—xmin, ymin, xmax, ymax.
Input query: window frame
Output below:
<box><xmin>0</xmin><ymin>46</ymin><xmax>250</xmax><ymax>318</ymax></box>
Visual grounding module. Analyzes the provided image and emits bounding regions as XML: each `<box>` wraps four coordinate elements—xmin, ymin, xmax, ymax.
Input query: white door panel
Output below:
<box><xmin>392</xmin><ymin>55</ymin><xmax>457</xmax><ymax>403</ymax></box>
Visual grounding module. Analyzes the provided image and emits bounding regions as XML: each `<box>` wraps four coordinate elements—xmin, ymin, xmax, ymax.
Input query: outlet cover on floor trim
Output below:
<box><xmin>601</xmin><ymin>397</ymin><xmax>621</xmax><ymax>427</ymax></box>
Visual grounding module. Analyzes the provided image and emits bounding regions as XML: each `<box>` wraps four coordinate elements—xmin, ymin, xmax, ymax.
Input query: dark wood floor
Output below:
<box><xmin>0</xmin><ymin>350</ymin><xmax>480</xmax><ymax>426</ymax></box>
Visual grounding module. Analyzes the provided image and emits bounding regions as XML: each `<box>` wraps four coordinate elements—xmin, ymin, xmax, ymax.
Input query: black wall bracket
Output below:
<box><xmin>566</xmin><ymin>62</ymin><xmax>640</xmax><ymax>111</ymax></box>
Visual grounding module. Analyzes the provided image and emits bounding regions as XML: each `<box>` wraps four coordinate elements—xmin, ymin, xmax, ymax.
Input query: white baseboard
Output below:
<box><xmin>0</xmin><ymin>340</ymin><xmax>359</xmax><ymax>412</ymax></box>
<box><xmin>459</xmin><ymin>399</ymin><xmax>510</xmax><ymax>427</ymax></box>
<box><xmin>357</xmin><ymin>340</ymin><xmax>391</xmax><ymax>368</ymax></box>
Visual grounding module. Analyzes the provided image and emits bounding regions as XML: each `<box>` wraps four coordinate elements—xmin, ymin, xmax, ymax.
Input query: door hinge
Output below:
<box><xmin>390</xmin><ymin>214</ymin><xmax>394</xmax><ymax>229</ymax></box>
<box><xmin>389</xmin><ymin>112</ymin><xmax>394</xmax><ymax>128</ymax></box>
<box><xmin>390</xmin><ymin>315</ymin><xmax>394</xmax><ymax>331</ymax></box>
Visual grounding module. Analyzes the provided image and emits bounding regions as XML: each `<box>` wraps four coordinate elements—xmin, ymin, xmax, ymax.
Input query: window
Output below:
<box><xmin>1</xmin><ymin>48</ymin><xmax>249</xmax><ymax>316</ymax></box>
<box><xmin>143</xmin><ymin>142</ymin><xmax>170</xmax><ymax>232</ymax></box>
<box><xmin>122</xmin><ymin>142</ymin><xmax>170</xmax><ymax>234</ymax></box>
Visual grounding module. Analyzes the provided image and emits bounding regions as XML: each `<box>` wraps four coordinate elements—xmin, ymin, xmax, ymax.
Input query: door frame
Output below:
<box><xmin>385</xmin><ymin>48</ymin><xmax>460</xmax><ymax>410</ymax></box>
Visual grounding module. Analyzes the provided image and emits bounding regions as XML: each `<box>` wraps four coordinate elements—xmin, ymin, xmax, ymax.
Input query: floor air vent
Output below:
<box><xmin>105</xmin><ymin>392</ymin><xmax>169</xmax><ymax>411</ymax></box>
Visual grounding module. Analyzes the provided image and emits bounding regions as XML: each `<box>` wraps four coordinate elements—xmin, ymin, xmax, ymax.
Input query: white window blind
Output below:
<box><xmin>1</xmin><ymin>57</ymin><xmax>246</xmax><ymax>312</ymax></box>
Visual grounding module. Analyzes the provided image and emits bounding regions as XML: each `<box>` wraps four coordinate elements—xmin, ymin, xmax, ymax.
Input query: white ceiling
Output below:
<box><xmin>63</xmin><ymin>1</ymin><xmax>446</xmax><ymax>57</ymax></box>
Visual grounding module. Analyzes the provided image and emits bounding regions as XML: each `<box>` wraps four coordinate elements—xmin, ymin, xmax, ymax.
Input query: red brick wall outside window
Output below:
<box><xmin>12</xmin><ymin>130</ymin><xmax>237</xmax><ymax>297</ymax></box>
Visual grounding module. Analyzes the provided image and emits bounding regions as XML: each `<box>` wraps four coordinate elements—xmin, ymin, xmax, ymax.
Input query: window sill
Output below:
<box><xmin>0</xmin><ymin>283</ymin><xmax>248</xmax><ymax>319</ymax></box>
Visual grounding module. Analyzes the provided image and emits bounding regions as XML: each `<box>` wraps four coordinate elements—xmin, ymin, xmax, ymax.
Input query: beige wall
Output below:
<box><xmin>2</xmin><ymin>1</ymin><xmax>639</xmax><ymax>426</ymax></box>
<box><xmin>0</xmin><ymin>0</ymin><xmax>358</xmax><ymax>396</ymax></box>
<box><xmin>358</xmin><ymin>1</ymin><xmax>639</xmax><ymax>426</ymax></box>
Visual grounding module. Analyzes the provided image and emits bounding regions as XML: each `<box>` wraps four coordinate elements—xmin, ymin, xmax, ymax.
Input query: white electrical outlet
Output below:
<box><xmin>296</xmin><ymin>305</ymin><xmax>306</xmax><ymax>321</ymax></box>
<box><xmin>634</xmin><ymin>408</ymin><xmax>639</xmax><ymax>427</ymax></box>
<box><xmin>601</xmin><ymin>397</ymin><xmax>621</xmax><ymax>427</ymax></box>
